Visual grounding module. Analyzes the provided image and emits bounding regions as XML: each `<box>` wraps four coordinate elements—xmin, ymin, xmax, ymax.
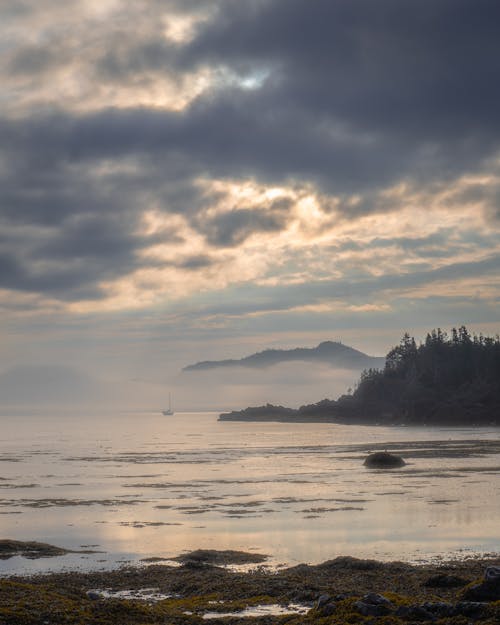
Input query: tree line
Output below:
<box><xmin>334</xmin><ymin>326</ymin><xmax>500</xmax><ymax>424</ymax></box>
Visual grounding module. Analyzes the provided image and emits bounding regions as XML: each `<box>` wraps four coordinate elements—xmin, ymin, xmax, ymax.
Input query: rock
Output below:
<box><xmin>421</xmin><ymin>602</ymin><xmax>454</xmax><ymax>617</ymax></box>
<box><xmin>355</xmin><ymin>600</ymin><xmax>392</xmax><ymax>617</ymax></box>
<box><xmin>86</xmin><ymin>591</ymin><xmax>101</xmax><ymax>600</ymax></box>
<box><xmin>424</xmin><ymin>573</ymin><xmax>468</xmax><ymax>588</ymax></box>
<box><xmin>354</xmin><ymin>593</ymin><xmax>394</xmax><ymax>616</ymax></box>
<box><xmin>318</xmin><ymin>555</ymin><xmax>385</xmax><ymax>570</ymax></box>
<box><xmin>315</xmin><ymin>594</ymin><xmax>336</xmax><ymax>616</ymax></box>
<box><xmin>453</xmin><ymin>601</ymin><xmax>488</xmax><ymax>618</ymax></box>
<box><xmin>318</xmin><ymin>602</ymin><xmax>337</xmax><ymax>616</ymax></box>
<box><xmin>362</xmin><ymin>592</ymin><xmax>393</xmax><ymax>607</ymax></box>
<box><xmin>363</xmin><ymin>451</ymin><xmax>405</xmax><ymax>468</ymax></box>
<box><xmin>181</xmin><ymin>559</ymin><xmax>214</xmax><ymax>569</ymax></box>
<box><xmin>485</xmin><ymin>565</ymin><xmax>500</xmax><ymax>580</ymax></box>
<box><xmin>316</xmin><ymin>594</ymin><xmax>331</xmax><ymax>608</ymax></box>
<box><xmin>0</xmin><ymin>539</ymin><xmax>70</xmax><ymax>560</ymax></box>
<box><xmin>173</xmin><ymin>549</ymin><xmax>268</xmax><ymax>565</ymax></box>
<box><xmin>290</xmin><ymin>588</ymin><xmax>316</xmax><ymax>602</ymax></box>
<box><xmin>395</xmin><ymin>604</ymin><xmax>436</xmax><ymax>621</ymax></box>
<box><xmin>462</xmin><ymin>576</ymin><xmax>500</xmax><ymax>602</ymax></box>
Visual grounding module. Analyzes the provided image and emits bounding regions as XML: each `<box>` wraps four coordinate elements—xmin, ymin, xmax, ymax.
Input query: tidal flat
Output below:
<box><xmin>1</xmin><ymin>412</ymin><xmax>500</xmax><ymax>574</ymax></box>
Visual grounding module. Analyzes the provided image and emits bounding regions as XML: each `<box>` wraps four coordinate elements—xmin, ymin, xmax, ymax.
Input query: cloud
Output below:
<box><xmin>0</xmin><ymin>0</ymin><xmax>499</xmax><ymax>332</ymax></box>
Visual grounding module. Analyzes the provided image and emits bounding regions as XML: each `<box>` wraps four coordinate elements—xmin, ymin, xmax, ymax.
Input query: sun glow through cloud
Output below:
<box><xmin>0</xmin><ymin>0</ymin><xmax>498</xmax><ymax>406</ymax></box>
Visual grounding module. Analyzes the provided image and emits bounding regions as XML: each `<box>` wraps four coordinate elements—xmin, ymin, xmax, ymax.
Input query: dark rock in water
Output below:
<box><xmin>424</xmin><ymin>573</ymin><xmax>468</xmax><ymax>588</ymax></box>
<box><xmin>364</xmin><ymin>451</ymin><xmax>405</xmax><ymax>468</ymax></box>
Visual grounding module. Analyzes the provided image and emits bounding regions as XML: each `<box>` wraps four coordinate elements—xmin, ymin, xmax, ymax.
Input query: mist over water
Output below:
<box><xmin>1</xmin><ymin>411</ymin><xmax>499</xmax><ymax>575</ymax></box>
<box><xmin>0</xmin><ymin>361</ymin><xmax>362</xmax><ymax>413</ymax></box>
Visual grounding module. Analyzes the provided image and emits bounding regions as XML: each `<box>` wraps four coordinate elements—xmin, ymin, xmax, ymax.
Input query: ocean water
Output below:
<box><xmin>1</xmin><ymin>411</ymin><xmax>499</xmax><ymax>575</ymax></box>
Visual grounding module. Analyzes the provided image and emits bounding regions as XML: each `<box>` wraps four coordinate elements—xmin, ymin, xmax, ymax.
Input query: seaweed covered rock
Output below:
<box><xmin>363</xmin><ymin>451</ymin><xmax>406</xmax><ymax>468</ymax></box>
<box><xmin>0</xmin><ymin>539</ymin><xmax>69</xmax><ymax>559</ymax></box>
<box><xmin>424</xmin><ymin>574</ymin><xmax>468</xmax><ymax>588</ymax></box>
<box><xmin>173</xmin><ymin>549</ymin><xmax>268</xmax><ymax>566</ymax></box>
<box><xmin>462</xmin><ymin>566</ymin><xmax>500</xmax><ymax>602</ymax></box>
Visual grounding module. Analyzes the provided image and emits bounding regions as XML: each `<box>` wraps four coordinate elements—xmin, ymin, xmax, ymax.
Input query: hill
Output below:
<box><xmin>183</xmin><ymin>341</ymin><xmax>384</xmax><ymax>372</ymax></box>
<box><xmin>219</xmin><ymin>327</ymin><xmax>500</xmax><ymax>426</ymax></box>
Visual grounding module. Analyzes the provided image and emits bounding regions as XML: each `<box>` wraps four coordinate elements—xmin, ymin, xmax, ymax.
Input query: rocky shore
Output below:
<box><xmin>1</xmin><ymin>544</ymin><xmax>500</xmax><ymax>624</ymax></box>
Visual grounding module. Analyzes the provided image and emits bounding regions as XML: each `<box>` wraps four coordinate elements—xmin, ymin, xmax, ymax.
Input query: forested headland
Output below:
<box><xmin>219</xmin><ymin>327</ymin><xmax>500</xmax><ymax>425</ymax></box>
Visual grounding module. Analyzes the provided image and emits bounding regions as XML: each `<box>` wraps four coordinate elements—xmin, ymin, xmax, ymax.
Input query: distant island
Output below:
<box><xmin>219</xmin><ymin>327</ymin><xmax>500</xmax><ymax>426</ymax></box>
<box><xmin>183</xmin><ymin>341</ymin><xmax>384</xmax><ymax>372</ymax></box>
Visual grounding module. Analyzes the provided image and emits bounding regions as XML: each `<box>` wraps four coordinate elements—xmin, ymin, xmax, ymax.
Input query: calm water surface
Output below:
<box><xmin>1</xmin><ymin>411</ymin><xmax>499</xmax><ymax>574</ymax></box>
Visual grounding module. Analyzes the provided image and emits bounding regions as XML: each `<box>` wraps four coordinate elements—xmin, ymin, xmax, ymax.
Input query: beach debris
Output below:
<box><xmin>364</xmin><ymin>451</ymin><xmax>406</xmax><ymax>468</ymax></box>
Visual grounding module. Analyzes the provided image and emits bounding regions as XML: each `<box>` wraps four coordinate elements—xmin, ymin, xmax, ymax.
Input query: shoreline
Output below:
<box><xmin>218</xmin><ymin>406</ymin><xmax>500</xmax><ymax>426</ymax></box>
<box><xmin>1</xmin><ymin>545</ymin><xmax>500</xmax><ymax>623</ymax></box>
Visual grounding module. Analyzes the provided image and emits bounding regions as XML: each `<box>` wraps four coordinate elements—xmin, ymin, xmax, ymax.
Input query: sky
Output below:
<box><xmin>1</xmin><ymin>0</ymin><xmax>499</xmax><ymax>411</ymax></box>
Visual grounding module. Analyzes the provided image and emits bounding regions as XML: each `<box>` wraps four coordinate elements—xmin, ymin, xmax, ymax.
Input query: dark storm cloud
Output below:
<box><xmin>3</xmin><ymin>0</ymin><xmax>500</xmax><ymax>192</ymax></box>
<box><xmin>177</xmin><ymin>254</ymin><xmax>214</xmax><ymax>270</ymax></box>
<box><xmin>1</xmin><ymin>0</ymin><xmax>500</xmax><ymax>304</ymax></box>
<box><xmin>200</xmin><ymin>199</ymin><xmax>292</xmax><ymax>247</ymax></box>
<box><xmin>182</xmin><ymin>0</ymin><xmax>500</xmax><ymax>136</ymax></box>
<box><xmin>0</xmin><ymin>149</ymin><xmax>182</xmax><ymax>299</ymax></box>
<box><xmin>8</xmin><ymin>44</ymin><xmax>62</xmax><ymax>76</ymax></box>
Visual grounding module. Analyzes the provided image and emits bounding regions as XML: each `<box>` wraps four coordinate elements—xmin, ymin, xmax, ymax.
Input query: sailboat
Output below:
<box><xmin>162</xmin><ymin>393</ymin><xmax>174</xmax><ymax>416</ymax></box>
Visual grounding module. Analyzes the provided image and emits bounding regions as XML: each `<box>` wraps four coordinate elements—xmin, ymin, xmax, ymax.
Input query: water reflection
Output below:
<box><xmin>0</xmin><ymin>412</ymin><xmax>499</xmax><ymax>574</ymax></box>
